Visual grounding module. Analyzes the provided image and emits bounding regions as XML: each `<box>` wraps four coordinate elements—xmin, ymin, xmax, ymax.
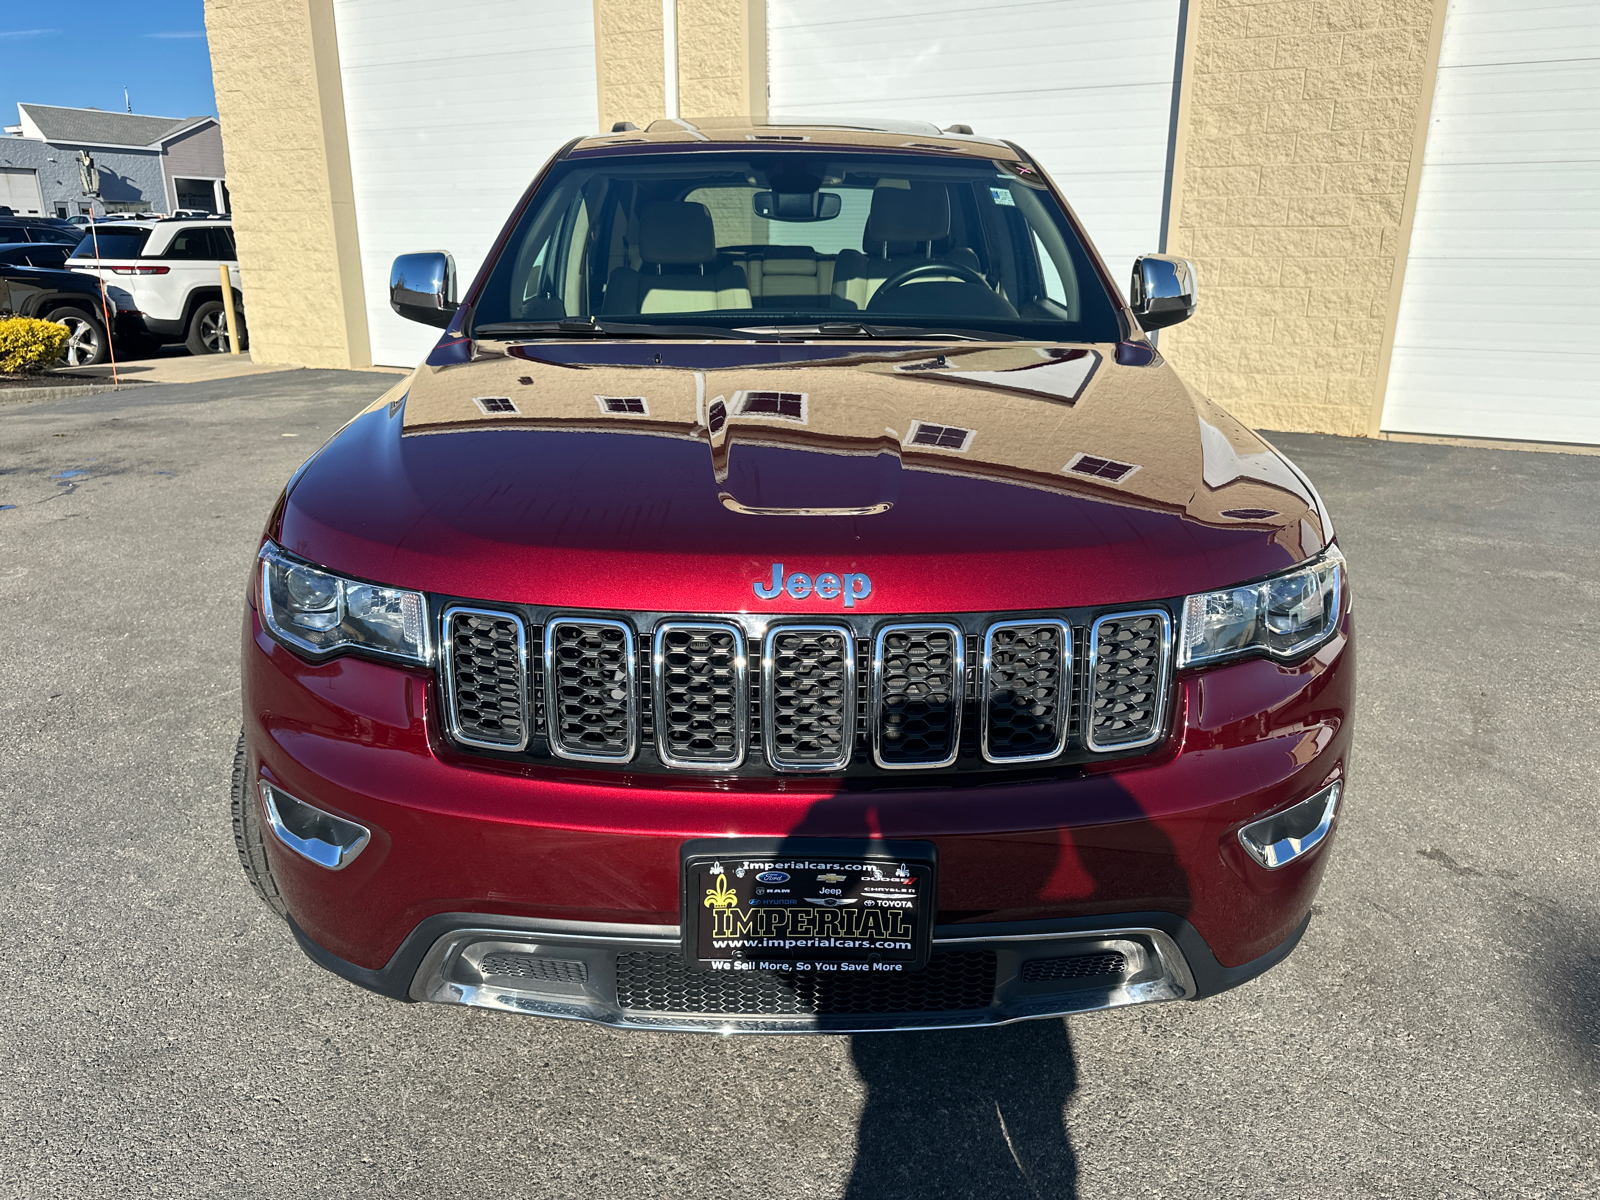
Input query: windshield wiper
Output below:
<box><xmin>733</xmin><ymin>321</ymin><xmax>1021</xmax><ymax>342</ymax></box>
<box><xmin>472</xmin><ymin>318</ymin><xmax>782</xmax><ymax>341</ymax></box>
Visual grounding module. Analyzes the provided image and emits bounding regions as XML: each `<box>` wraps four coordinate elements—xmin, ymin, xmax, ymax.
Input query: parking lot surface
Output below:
<box><xmin>1</xmin><ymin>372</ymin><xmax>1596</xmax><ymax>1198</ymax></box>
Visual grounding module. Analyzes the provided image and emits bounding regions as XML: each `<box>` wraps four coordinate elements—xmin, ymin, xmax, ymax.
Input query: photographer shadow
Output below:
<box><xmin>845</xmin><ymin>1019</ymin><xmax>1078</xmax><ymax>1199</ymax></box>
<box><xmin>776</xmin><ymin>768</ymin><xmax>1191</xmax><ymax>1200</ymax></box>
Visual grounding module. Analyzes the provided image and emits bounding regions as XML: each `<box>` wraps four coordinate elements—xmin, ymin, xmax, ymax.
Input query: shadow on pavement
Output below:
<box><xmin>845</xmin><ymin>1019</ymin><xmax>1079</xmax><ymax>1199</ymax></box>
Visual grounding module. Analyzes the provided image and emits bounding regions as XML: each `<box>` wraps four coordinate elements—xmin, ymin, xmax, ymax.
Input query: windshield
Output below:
<box><xmin>472</xmin><ymin>151</ymin><xmax>1122</xmax><ymax>341</ymax></box>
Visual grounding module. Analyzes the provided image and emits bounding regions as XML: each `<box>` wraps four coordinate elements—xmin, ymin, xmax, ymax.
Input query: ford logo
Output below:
<box><xmin>753</xmin><ymin>563</ymin><xmax>872</xmax><ymax>607</ymax></box>
<box><xmin>756</xmin><ymin>870</ymin><xmax>789</xmax><ymax>883</ymax></box>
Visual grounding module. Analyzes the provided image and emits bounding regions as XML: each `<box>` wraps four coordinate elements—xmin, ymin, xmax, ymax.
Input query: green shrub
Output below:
<box><xmin>0</xmin><ymin>315</ymin><xmax>71</xmax><ymax>375</ymax></box>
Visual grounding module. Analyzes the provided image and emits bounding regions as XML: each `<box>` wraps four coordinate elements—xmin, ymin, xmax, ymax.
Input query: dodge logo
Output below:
<box><xmin>752</xmin><ymin>562</ymin><xmax>872</xmax><ymax>607</ymax></box>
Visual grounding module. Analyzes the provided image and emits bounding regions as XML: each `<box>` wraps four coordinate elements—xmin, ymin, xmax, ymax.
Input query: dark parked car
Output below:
<box><xmin>0</xmin><ymin>210</ymin><xmax>84</xmax><ymax>246</ymax></box>
<box><xmin>235</xmin><ymin>119</ymin><xmax>1353</xmax><ymax>1033</ymax></box>
<box><xmin>0</xmin><ymin>242</ymin><xmax>120</xmax><ymax>366</ymax></box>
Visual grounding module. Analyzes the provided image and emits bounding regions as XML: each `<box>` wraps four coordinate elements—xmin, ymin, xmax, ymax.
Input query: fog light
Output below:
<box><xmin>259</xmin><ymin>782</ymin><xmax>371</xmax><ymax>870</ymax></box>
<box><xmin>1238</xmin><ymin>781</ymin><xmax>1340</xmax><ymax>870</ymax></box>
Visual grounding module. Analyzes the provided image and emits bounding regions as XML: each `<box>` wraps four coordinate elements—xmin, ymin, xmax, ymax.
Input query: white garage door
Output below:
<box><xmin>766</xmin><ymin>0</ymin><xmax>1183</xmax><ymax>294</ymax></box>
<box><xmin>333</xmin><ymin>0</ymin><xmax>598</xmax><ymax>367</ymax></box>
<box><xmin>0</xmin><ymin>167</ymin><xmax>46</xmax><ymax>216</ymax></box>
<box><xmin>1382</xmin><ymin>0</ymin><xmax>1600</xmax><ymax>445</ymax></box>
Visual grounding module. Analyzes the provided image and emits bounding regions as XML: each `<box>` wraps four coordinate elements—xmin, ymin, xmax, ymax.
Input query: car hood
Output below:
<box><xmin>277</xmin><ymin>340</ymin><xmax>1330</xmax><ymax>613</ymax></box>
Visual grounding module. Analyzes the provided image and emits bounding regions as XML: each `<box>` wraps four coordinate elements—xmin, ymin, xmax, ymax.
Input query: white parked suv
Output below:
<box><xmin>68</xmin><ymin>218</ymin><xmax>245</xmax><ymax>355</ymax></box>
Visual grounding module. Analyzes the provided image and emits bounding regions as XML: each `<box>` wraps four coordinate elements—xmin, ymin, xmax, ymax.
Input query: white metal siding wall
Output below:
<box><xmin>766</xmin><ymin>0</ymin><xmax>1183</xmax><ymax>292</ymax></box>
<box><xmin>1382</xmin><ymin>0</ymin><xmax>1600</xmax><ymax>444</ymax></box>
<box><xmin>333</xmin><ymin>0</ymin><xmax>598</xmax><ymax>367</ymax></box>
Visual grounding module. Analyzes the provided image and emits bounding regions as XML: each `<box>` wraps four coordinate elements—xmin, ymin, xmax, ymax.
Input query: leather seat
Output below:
<box><xmin>831</xmin><ymin>184</ymin><xmax>978</xmax><ymax>310</ymax></box>
<box><xmin>603</xmin><ymin>201</ymin><xmax>752</xmax><ymax>314</ymax></box>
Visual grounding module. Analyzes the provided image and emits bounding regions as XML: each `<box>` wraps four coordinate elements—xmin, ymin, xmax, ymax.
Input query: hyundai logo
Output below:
<box><xmin>752</xmin><ymin>563</ymin><xmax>872</xmax><ymax>607</ymax></box>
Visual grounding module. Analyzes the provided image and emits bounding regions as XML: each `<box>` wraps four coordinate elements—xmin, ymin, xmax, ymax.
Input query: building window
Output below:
<box><xmin>474</xmin><ymin>396</ymin><xmax>518</xmax><ymax>414</ymax></box>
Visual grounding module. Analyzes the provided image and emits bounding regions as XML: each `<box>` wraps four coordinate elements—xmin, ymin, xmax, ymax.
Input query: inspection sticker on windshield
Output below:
<box><xmin>682</xmin><ymin>844</ymin><xmax>935</xmax><ymax>972</ymax></box>
<box><xmin>990</xmin><ymin>186</ymin><xmax>1016</xmax><ymax>206</ymax></box>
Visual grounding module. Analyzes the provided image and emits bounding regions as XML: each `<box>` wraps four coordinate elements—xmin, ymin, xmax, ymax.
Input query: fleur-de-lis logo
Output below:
<box><xmin>703</xmin><ymin>875</ymin><xmax>739</xmax><ymax>910</ymax></box>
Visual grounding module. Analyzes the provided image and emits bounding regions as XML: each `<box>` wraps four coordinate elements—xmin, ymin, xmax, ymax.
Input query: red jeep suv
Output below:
<box><xmin>235</xmin><ymin>119</ymin><xmax>1352</xmax><ymax>1032</ymax></box>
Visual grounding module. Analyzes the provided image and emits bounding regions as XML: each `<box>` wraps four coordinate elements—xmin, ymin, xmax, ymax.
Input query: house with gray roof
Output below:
<box><xmin>0</xmin><ymin>104</ymin><xmax>226</xmax><ymax>219</ymax></box>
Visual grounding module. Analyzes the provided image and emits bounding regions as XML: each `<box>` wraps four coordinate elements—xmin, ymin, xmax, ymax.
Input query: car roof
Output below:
<box><xmin>568</xmin><ymin>117</ymin><xmax>1022</xmax><ymax>161</ymax></box>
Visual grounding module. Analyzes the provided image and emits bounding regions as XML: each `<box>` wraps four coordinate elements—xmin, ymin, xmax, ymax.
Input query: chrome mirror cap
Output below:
<box><xmin>390</xmin><ymin>251</ymin><xmax>457</xmax><ymax>328</ymax></box>
<box><xmin>1129</xmin><ymin>253</ymin><xmax>1198</xmax><ymax>331</ymax></box>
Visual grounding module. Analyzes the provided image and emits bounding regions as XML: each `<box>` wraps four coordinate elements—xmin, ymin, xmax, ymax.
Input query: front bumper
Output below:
<box><xmin>287</xmin><ymin>908</ymin><xmax>1309</xmax><ymax>1033</ymax></box>
<box><xmin>243</xmin><ymin>606</ymin><xmax>1353</xmax><ymax>1030</ymax></box>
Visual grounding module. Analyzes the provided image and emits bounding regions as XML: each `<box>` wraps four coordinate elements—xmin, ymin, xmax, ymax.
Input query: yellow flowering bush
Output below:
<box><xmin>0</xmin><ymin>315</ymin><xmax>70</xmax><ymax>375</ymax></box>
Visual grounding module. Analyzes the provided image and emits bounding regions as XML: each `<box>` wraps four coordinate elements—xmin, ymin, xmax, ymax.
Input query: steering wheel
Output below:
<box><xmin>869</xmin><ymin>260</ymin><xmax>991</xmax><ymax>307</ymax></box>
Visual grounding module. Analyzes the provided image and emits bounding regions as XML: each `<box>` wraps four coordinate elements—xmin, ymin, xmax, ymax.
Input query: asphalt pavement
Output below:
<box><xmin>1</xmin><ymin>371</ymin><xmax>1596</xmax><ymax>1198</ymax></box>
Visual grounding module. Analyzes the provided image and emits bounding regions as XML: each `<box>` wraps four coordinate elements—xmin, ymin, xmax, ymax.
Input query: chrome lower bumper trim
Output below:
<box><xmin>406</xmin><ymin>920</ymin><xmax>1196</xmax><ymax>1034</ymax></box>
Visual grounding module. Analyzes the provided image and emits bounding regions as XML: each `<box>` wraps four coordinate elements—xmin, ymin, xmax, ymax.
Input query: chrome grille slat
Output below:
<box><xmin>652</xmin><ymin>622</ymin><xmax>747</xmax><ymax>770</ymax></box>
<box><xmin>981</xmin><ymin>619</ymin><xmax>1071</xmax><ymax>763</ymax></box>
<box><xmin>1087</xmin><ymin>610</ymin><xmax>1171</xmax><ymax>752</ymax></box>
<box><xmin>544</xmin><ymin>617</ymin><xmax>638</xmax><ymax>761</ymax></box>
<box><xmin>763</xmin><ymin>624</ymin><xmax>855</xmax><ymax>771</ymax></box>
<box><xmin>873</xmin><ymin>623</ymin><xmax>963</xmax><ymax>769</ymax></box>
<box><xmin>442</xmin><ymin>607</ymin><xmax>530</xmax><ymax>751</ymax></box>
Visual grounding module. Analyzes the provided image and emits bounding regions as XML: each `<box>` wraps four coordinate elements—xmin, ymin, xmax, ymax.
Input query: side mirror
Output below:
<box><xmin>1129</xmin><ymin>254</ymin><xmax>1197</xmax><ymax>330</ymax></box>
<box><xmin>390</xmin><ymin>251</ymin><xmax>456</xmax><ymax>327</ymax></box>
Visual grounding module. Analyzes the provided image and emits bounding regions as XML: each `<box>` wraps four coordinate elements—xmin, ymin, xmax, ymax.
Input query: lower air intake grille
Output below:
<box><xmin>1020</xmin><ymin>952</ymin><xmax>1127</xmax><ymax>983</ymax></box>
<box><xmin>764</xmin><ymin>626</ymin><xmax>854</xmax><ymax>770</ymax></box>
<box><xmin>1089</xmin><ymin>610</ymin><xmax>1170</xmax><ymax>751</ymax></box>
<box><xmin>478</xmin><ymin>953</ymin><xmax>589</xmax><ymax>984</ymax></box>
<box><xmin>982</xmin><ymin>620</ymin><xmax>1070</xmax><ymax>762</ymax></box>
<box><xmin>445</xmin><ymin>610</ymin><xmax>527</xmax><ymax>749</ymax></box>
<box><xmin>654</xmin><ymin>623</ymin><xmax>745</xmax><ymax>768</ymax></box>
<box><xmin>546</xmin><ymin>618</ymin><xmax>636</xmax><ymax>760</ymax></box>
<box><xmin>615</xmin><ymin>951</ymin><xmax>997</xmax><ymax>1015</ymax></box>
<box><xmin>874</xmin><ymin>624</ymin><xmax>962</xmax><ymax>767</ymax></box>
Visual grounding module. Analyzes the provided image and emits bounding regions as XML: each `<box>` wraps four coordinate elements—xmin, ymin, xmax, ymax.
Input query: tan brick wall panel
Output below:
<box><xmin>1162</xmin><ymin>0</ymin><xmax>1447</xmax><ymax>436</ymax></box>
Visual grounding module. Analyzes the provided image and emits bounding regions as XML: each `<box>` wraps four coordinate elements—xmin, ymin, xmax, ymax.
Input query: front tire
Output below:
<box><xmin>49</xmin><ymin>306</ymin><xmax>110</xmax><ymax>367</ymax></box>
<box><xmin>187</xmin><ymin>299</ymin><xmax>246</xmax><ymax>355</ymax></box>
<box><xmin>231</xmin><ymin>733</ymin><xmax>288</xmax><ymax>920</ymax></box>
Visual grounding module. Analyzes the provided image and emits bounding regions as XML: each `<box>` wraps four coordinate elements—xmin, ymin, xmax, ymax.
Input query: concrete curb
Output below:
<box><xmin>0</xmin><ymin>381</ymin><xmax>150</xmax><ymax>406</ymax></box>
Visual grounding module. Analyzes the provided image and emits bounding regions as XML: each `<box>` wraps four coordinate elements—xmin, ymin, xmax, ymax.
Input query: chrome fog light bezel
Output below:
<box><xmin>1238</xmin><ymin>781</ymin><xmax>1341</xmax><ymax>871</ymax></box>
<box><xmin>259</xmin><ymin>781</ymin><xmax>371</xmax><ymax>871</ymax></box>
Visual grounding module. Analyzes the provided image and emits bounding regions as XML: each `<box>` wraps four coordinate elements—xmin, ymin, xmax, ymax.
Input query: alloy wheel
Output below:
<box><xmin>59</xmin><ymin>317</ymin><xmax>100</xmax><ymax>367</ymax></box>
<box><xmin>200</xmin><ymin>310</ymin><xmax>230</xmax><ymax>353</ymax></box>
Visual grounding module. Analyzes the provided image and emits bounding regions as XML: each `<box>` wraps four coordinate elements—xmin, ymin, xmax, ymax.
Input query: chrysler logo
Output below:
<box><xmin>752</xmin><ymin>563</ymin><xmax>872</xmax><ymax>607</ymax></box>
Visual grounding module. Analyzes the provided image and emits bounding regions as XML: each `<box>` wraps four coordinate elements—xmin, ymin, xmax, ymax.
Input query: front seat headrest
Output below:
<box><xmin>866</xmin><ymin>184</ymin><xmax>951</xmax><ymax>244</ymax></box>
<box><xmin>638</xmin><ymin>201</ymin><xmax>717</xmax><ymax>265</ymax></box>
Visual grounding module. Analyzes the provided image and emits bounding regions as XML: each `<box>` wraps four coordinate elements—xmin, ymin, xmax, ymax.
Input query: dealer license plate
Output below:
<box><xmin>682</xmin><ymin>839</ymin><xmax>936</xmax><ymax>972</ymax></box>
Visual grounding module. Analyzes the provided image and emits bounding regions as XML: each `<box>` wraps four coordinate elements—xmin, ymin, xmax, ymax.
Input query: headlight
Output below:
<box><xmin>258</xmin><ymin>541</ymin><xmax>429</xmax><ymax>663</ymax></box>
<box><xmin>1179</xmin><ymin>546</ymin><xmax>1344</xmax><ymax>668</ymax></box>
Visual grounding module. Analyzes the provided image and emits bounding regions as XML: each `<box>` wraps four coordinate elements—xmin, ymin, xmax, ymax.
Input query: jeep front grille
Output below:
<box><xmin>981</xmin><ymin>619</ymin><xmax>1071</xmax><ymax>763</ymax></box>
<box><xmin>442</xmin><ymin>608</ymin><xmax>529</xmax><ymax>751</ymax></box>
<box><xmin>763</xmin><ymin>625</ymin><xmax>855</xmax><ymax>771</ymax></box>
<box><xmin>653</xmin><ymin>622</ymin><xmax>746</xmax><ymax>769</ymax></box>
<box><xmin>873</xmin><ymin>623</ymin><xmax>963</xmax><ymax>768</ymax></box>
<box><xmin>439</xmin><ymin>605</ymin><xmax>1174</xmax><ymax>774</ymax></box>
<box><xmin>544</xmin><ymin>617</ymin><xmax>637</xmax><ymax>761</ymax></box>
<box><xmin>1087</xmin><ymin>610</ymin><xmax>1171</xmax><ymax>751</ymax></box>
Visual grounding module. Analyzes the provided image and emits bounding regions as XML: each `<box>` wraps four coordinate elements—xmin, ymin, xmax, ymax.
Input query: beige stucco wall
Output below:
<box><xmin>204</xmin><ymin>0</ymin><xmax>370</xmax><ymax>369</ymax></box>
<box><xmin>595</xmin><ymin>0</ymin><xmax>766</xmax><ymax>131</ymax></box>
<box><xmin>1160</xmin><ymin>0</ymin><xmax>1448</xmax><ymax>436</ymax></box>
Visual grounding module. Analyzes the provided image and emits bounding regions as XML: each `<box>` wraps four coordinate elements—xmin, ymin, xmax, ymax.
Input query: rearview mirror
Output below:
<box><xmin>1129</xmin><ymin>254</ymin><xmax>1197</xmax><ymax>330</ymax></box>
<box><xmin>753</xmin><ymin>191</ymin><xmax>843</xmax><ymax>222</ymax></box>
<box><xmin>390</xmin><ymin>251</ymin><xmax>456</xmax><ymax>327</ymax></box>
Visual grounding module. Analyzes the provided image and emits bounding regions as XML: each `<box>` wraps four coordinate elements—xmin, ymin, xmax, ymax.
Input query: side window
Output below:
<box><xmin>163</xmin><ymin>228</ymin><xmax>214</xmax><ymax>260</ymax></box>
<box><xmin>1031</xmin><ymin>231</ymin><xmax>1068</xmax><ymax>305</ymax></box>
<box><xmin>213</xmin><ymin>227</ymin><xmax>238</xmax><ymax>260</ymax></box>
